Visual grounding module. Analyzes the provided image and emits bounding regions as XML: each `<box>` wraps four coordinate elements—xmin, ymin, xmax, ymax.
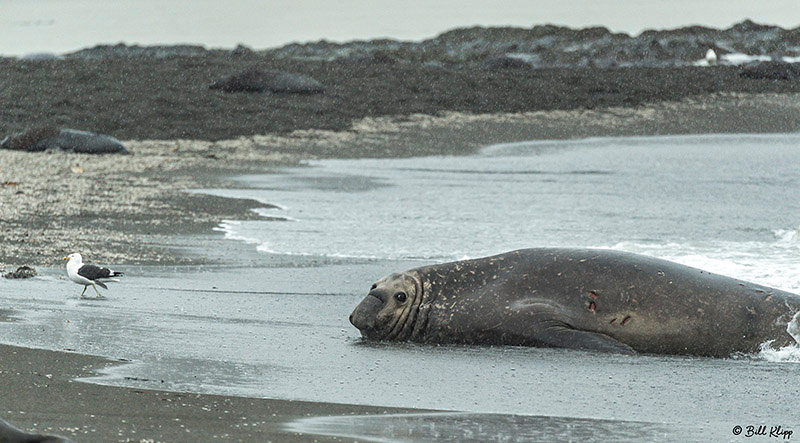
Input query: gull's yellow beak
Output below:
<box><xmin>62</xmin><ymin>256</ymin><xmax>69</xmax><ymax>260</ymax></box>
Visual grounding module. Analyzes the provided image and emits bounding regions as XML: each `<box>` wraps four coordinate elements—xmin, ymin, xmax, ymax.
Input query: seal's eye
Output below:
<box><xmin>370</xmin><ymin>283</ymin><xmax>377</xmax><ymax>290</ymax></box>
<box><xmin>394</xmin><ymin>292</ymin><xmax>407</xmax><ymax>303</ymax></box>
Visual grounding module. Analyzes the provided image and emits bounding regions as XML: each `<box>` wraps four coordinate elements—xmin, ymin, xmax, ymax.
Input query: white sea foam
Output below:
<box><xmin>606</xmin><ymin>226</ymin><xmax>800</xmax><ymax>293</ymax></box>
<box><xmin>692</xmin><ymin>53</ymin><xmax>781</xmax><ymax>66</ymax></box>
<box><xmin>721</xmin><ymin>53</ymin><xmax>778</xmax><ymax>65</ymax></box>
<box><xmin>254</xmin><ymin>243</ymin><xmax>310</xmax><ymax>256</ymax></box>
<box><xmin>212</xmin><ymin>221</ymin><xmax>263</xmax><ymax>245</ymax></box>
<box><xmin>773</xmin><ymin>226</ymin><xmax>800</xmax><ymax>244</ymax></box>
<box><xmin>788</xmin><ymin>311</ymin><xmax>800</xmax><ymax>341</ymax></box>
<box><xmin>733</xmin><ymin>313</ymin><xmax>800</xmax><ymax>362</ymax></box>
<box><xmin>217</xmin><ymin>218</ymin><xmax>429</xmax><ymax>260</ymax></box>
<box><xmin>757</xmin><ymin>341</ymin><xmax>800</xmax><ymax>363</ymax></box>
<box><xmin>253</xmin><ymin>244</ymin><xmax>383</xmax><ymax>260</ymax></box>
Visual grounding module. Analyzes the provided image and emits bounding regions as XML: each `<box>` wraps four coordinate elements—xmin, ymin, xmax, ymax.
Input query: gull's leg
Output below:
<box><xmin>80</xmin><ymin>286</ymin><xmax>88</xmax><ymax>297</ymax></box>
<box><xmin>92</xmin><ymin>284</ymin><xmax>103</xmax><ymax>298</ymax></box>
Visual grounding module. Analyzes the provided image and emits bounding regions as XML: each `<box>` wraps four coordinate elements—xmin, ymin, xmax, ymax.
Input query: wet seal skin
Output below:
<box><xmin>0</xmin><ymin>417</ymin><xmax>74</xmax><ymax>443</ymax></box>
<box><xmin>350</xmin><ymin>248</ymin><xmax>800</xmax><ymax>357</ymax></box>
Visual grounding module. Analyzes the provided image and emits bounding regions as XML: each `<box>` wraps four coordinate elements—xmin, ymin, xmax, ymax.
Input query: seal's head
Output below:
<box><xmin>350</xmin><ymin>272</ymin><xmax>422</xmax><ymax>341</ymax></box>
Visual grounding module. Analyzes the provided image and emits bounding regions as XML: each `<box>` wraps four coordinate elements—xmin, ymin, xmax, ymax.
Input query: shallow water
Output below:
<box><xmin>3</xmin><ymin>134</ymin><xmax>800</xmax><ymax>441</ymax></box>
<box><xmin>2</xmin><ymin>261</ymin><xmax>800</xmax><ymax>441</ymax></box>
<box><xmin>204</xmin><ymin>133</ymin><xmax>800</xmax><ymax>292</ymax></box>
<box><xmin>286</xmin><ymin>412</ymin><xmax>686</xmax><ymax>442</ymax></box>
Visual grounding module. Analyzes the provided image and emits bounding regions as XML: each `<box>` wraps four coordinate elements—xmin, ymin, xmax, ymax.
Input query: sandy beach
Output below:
<box><xmin>3</xmin><ymin>46</ymin><xmax>800</xmax><ymax>440</ymax></box>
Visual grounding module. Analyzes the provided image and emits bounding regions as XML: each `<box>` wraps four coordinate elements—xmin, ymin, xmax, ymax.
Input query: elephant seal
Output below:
<box><xmin>0</xmin><ymin>417</ymin><xmax>73</xmax><ymax>443</ymax></box>
<box><xmin>349</xmin><ymin>248</ymin><xmax>800</xmax><ymax>357</ymax></box>
<box><xmin>209</xmin><ymin>69</ymin><xmax>326</xmax><ymax>94</ymax></box>
<box><xmin>1</xmin><ymin>127</ymin><xmax>128</xmax><ymax>154</ymax></box>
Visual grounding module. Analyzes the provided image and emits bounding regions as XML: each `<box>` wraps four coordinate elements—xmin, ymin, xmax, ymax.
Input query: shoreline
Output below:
<box><xmin>3</xmin><ymin>92</ymin><xmax>800</xmax><ymax>270</ymax></box>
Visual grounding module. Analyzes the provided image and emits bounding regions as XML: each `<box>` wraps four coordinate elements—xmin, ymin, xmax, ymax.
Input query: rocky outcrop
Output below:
<box><xmin>52</xmin><ymin>21</ymin><xmax>800</xmax><ymax>70</ymax></box>
<box><xmin>739</xmin><ymin>61</ymin><xmax>800</xmax><ymax>80</ymax></box>
<box><xmin>266</xmin><ymin>20</ymin><xmax>800</xmax><ymax>69</ymax></box>
<box><xmin>67</xmin><ymin>43</ymin><xmax>207</xmax><ymax>59</ymax></box>
<box><xmin>3</xmin><ymin>266</ymin><xmax>37</xmax><ymax>279</ymax></box>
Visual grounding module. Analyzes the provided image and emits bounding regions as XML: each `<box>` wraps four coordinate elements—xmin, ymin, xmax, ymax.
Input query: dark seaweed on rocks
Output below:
<box><xmin>739</xmin><ymin>62</ymin><xmax>800</xmax><ymax>80</ymax></box>
<box><xmin>265</xmin><ymin>19</ymin><xmax>800</xmax><ymax>68</ymax></box>
<box><xmin>481</xmin><ymin>55</ymin><xmax>534</xmax><ymax>70</ymax></box>
<box><xmin>3</xmin><ymin>20</ymin><xmax>800</xmax><ymax>141</ymax></box>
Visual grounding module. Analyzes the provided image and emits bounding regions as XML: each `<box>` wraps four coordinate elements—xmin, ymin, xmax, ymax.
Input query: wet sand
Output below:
<box><xmin>0</xmin><ymin>343</ymin><xmax>419</xmax><ymax>442</ymax></box>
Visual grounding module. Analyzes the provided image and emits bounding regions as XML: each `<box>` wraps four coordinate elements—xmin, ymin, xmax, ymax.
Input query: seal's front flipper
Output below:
<box><xmin>510</xmin><ymin>301</ymin><xmax>636</xmax><ymax>354</ymax></box>
<box><xmin>539</xmin><ymin>326</ymin><xmax>636</xmax><ymax>354</ymax></box>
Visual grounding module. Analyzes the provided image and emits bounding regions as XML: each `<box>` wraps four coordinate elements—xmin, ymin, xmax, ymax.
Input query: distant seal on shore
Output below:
<box><xmin>1</xmin><ymin>127</ymin><xmax>128</xmax><ymax>154</ymax></box>
<box><xmin>0</xmin><ymin>417</ymin><xmax>73</xmax><ymax>443</ymax></box>
<box><xmin>349</xmin><ymin>248</ymin><xmax>800</xmax><ymax>357</ymax></box>
<box><xmin>209</xmin><ymin>68</ymin><xmax>325</xmax><ymax>94</ymax></box>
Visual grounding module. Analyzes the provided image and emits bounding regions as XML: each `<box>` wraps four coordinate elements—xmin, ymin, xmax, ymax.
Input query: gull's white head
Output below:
<box><xmin>62</xmin><ymin>253</ymin><xmax>83</xmax><ymax>263</ymax></box>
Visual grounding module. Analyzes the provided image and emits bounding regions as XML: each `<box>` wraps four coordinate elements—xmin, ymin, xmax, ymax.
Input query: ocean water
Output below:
<box><xmin>2</xmin><ymin>133</ymin><xmax>800</xmax><ymax>441</ymax></box>
<box><xmin>206</xmin><ymin>133</ymin><xmax>800</xmax><ymax>293</ymax></box>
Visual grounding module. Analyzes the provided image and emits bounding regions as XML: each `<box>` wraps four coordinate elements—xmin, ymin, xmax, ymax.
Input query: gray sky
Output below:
<box><xmin>2</xmin><ymin>0</ymin><xmax>800</xmax><ymax>55</ymax></box>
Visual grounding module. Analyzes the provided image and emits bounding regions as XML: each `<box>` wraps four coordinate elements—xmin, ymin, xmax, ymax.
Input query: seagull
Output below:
<box><xmin>63</xmin><ymin>253</ymin><xmax>124</xmax><ymax>298</ymax></box>
<box><xmin>705</xmin><ymin>48</ymin><xmax>718</xmax><ymax>66</ymax></box>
